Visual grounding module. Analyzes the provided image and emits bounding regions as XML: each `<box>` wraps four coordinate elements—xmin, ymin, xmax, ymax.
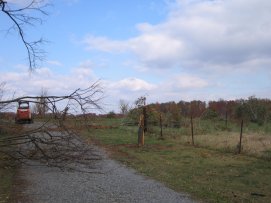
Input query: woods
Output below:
<box><xmin>125</xmin><ymin>96</ymin><xmax>271</xmax><ymax>129</ymax></box>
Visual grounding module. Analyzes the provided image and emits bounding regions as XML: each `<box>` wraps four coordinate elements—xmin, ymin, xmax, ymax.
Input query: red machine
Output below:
<box><xmin>15</xmin><ymin>101</ymin><xmax>33</xmax><ymax>123</ymax></box>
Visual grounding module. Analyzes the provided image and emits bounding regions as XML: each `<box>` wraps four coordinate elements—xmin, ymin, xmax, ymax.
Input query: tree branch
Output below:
<box><xmin>0</xmin><ymin>0</ymin><xmax>49</xmax><ymax>70</ymax></box>
<box><xmin>0</xmin><ymin>81</ymin><xmax>104</xmax><ymax>172</ymax></box>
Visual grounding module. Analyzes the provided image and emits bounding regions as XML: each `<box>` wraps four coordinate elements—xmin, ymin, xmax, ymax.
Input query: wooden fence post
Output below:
<box><xmin>143</xmin><ymin>106</ymin><xmax>147</xmax><ymax>133</ymax></box>
<box><xmin>238</xmin><ymin>119</ymin><xmax>243</xmax><ymax>154</ymax></box>
<box><xmin>225</xmin><ymin>111</ymin><xmax>228</xmax><ymax>129</ymax></box>
<box><xmin>190</xmin><ymin>115</ymin><xmax>194</xmax><ymax>146</ymax></box>
<box><xmin>138</xmin><ymin>114</ymin><xmax>145</xmax><ymax>146</ymax></box>
<box><xmin>159</xmin><ymin>113</ymin><xmax>163</xmax><ymax>139</ymax></box>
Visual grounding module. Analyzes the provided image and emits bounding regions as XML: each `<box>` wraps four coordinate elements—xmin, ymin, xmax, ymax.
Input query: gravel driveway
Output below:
<box><xmin>15</xmin><ymin>124</ymin><xmax>197</xmax><ymax>203</ymax></box>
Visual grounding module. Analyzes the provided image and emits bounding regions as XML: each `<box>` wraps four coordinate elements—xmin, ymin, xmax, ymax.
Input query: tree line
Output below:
<box><xmin>124</xmin><ymin>96</ymin><xmax>271</xmax><ymax>127</ymax></box>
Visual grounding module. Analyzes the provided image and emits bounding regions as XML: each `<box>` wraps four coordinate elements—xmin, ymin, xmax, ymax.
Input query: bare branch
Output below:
<box><xmin>0</xmin><ymin>0</ymin><xmax>49</xmax><ymax>70</ymax></box>
<box><xmin>0</xmin><ymin>80</ymin><xmax>104</xmax><ymax>172</ymax></box>
<box><xmin>0</xmin><ymin>81</ymin><xmax>16</xmax><ymax>111</ymax></box>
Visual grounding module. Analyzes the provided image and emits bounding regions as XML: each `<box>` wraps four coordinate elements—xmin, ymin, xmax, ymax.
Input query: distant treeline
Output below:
<box><xmin>127</xmin><ymin>96</ymin><xmax>271</xmax><ymax>126</ymax></box>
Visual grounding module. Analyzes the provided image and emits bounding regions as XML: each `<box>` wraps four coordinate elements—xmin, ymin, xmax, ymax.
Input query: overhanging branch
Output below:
<box><xmin>0</xmin><ymin>0</ymin><xmax>49</xmax><ymax>70</ymax></box>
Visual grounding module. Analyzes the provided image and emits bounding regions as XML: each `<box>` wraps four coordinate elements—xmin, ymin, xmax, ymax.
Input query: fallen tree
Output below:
<box><xmin>0</xmin><ymin>81</ymin><xmax>104</xmax><ymax>172</ymax></box>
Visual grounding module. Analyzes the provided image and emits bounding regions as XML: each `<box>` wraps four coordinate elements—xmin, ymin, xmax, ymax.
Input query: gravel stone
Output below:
<box><xmin>18</xmin><ymin>138</ymin><xmax>197</xmax><ymax>203</ymax></box>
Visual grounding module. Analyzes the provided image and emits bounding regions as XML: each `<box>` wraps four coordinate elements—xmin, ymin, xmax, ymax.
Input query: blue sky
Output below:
<box><xmin>1</xmin><ymin>0</ymin><xmax>271</xmax><ymax>112</ymax></box>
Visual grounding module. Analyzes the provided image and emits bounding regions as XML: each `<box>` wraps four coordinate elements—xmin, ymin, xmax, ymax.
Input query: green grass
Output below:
<box><xmin>0</xmin><ymin>157</ymin><xmax>16</xmax><ymax>203</ymax></box>
<box><xmin>0</xmin><ymin>137</ymin><xmax>16</xmax><ymax>203</ymax></box>
<box><xmin>82</xmin><ymin>122</ymin><xmax>271</xmax><ymax>203</ymax></box>
<box><xmin>0</xmin><ymin>121</ymin><xmax>19</xmax><ymax>203</ymax></box>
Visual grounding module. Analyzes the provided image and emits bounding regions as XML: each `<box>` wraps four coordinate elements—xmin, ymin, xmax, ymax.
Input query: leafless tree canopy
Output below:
<box><xmin>0</xmin><ymin>81</ymin><xmax>104</xmax><ymax>172</ymax></box>
<box><xmin>119</xmin><ymin>99</ymin><xmax>130</xmax><ymax>115</ymax></box>
<box><xmin>33</xmin><ymin>87</ymin><xmax>49</xmax><ymax>116</ymax></box>
<box><xmin>135</xmin><ymin>96</ymin><xmax>146</xmax><ymax>108</ymax></box>
<box><xmin>0</xmin><ymin>0</ymin><xmax>49</xmax><ymax>70</ymax></box>
<box><xmin>0</xmin><ymin>82</ymin><xmax>7</xmax><ymax>110</ymax></box>
<box><xmin>0</xmin><ymin>81</ymin><xmax>15</xmax><ymax>111</ymax></box>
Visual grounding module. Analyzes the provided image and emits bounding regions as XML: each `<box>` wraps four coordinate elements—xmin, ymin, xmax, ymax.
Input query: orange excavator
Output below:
<box><xmin>15</xmin><ymin>101</ymin><xmax>33</xmax><ymax>124</ymax></box>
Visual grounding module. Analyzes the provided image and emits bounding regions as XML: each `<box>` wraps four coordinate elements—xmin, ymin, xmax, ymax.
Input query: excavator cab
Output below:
<box><xmin>15</xmin><ymin>101</ymin><xmax>33</xmax><ymax>124</ymax></box>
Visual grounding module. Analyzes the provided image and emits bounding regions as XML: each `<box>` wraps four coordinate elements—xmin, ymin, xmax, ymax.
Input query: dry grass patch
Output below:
<box><xmin>188</xmin><ymin>132</ymin><xmax>271</xmax><ymax>159</ymax></box>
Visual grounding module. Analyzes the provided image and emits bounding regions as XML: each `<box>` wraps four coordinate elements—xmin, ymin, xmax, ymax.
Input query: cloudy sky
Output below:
<box><xmin>1</xmin><ymin>0</ymin><xmax>271</xmax><ymax>112</ymax></box>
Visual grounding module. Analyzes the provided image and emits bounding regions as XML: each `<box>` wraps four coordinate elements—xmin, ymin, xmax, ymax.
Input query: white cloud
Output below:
<box><xmin>72</xmin><ymin>60</ymin><xmax>94</xmax><ymax>77</ymax></box>
<box><xmin>0</xmin><ymin>72</ymin><xmax>22</xmax><ymax>82</ymax></box>
<box><xmin>104</xmin><ymin>74</ymin><xmax>210</xmax><ymax>111</ymax></box>
<box><xmin>47</xmin><ymin>60</ymin><xmax>63</xmax><ymax>67</ymax></box>
<box><xmin>110</xmin><ymin>78</ymin><xmax>156</xmax><ymax>92</ymax></box>
<box><xmin>128</xmin><ymin>33</ymin><xmax>185</xmax><ymax>67</ymax></box>
<box><xmin>0</xmin><ymin>61</ymin><xmax>97</xmax><ymax>98</ymax></box>
<box><xmin>34</xmin><ymin>67</ymin><xmax>53</xmax><ymax>77</ymax></box>
<box><xmin>172</xmin><ymin>75</ymin><xmax>209</xmax><ymax>89</ymax></box>
<box><xmin>83</xmin><ymin>0</ymin><xmax>271</xmax><ymax>71</ymax></box>
<box><xmin>83</xmin><ymin>35</ymin><xmax>127</xmax><ymax>53</ymax></box>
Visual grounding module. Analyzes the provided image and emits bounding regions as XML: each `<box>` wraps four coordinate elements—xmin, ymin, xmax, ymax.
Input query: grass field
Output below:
<box><xmin>0</xmin><ymin>119</ymin><xmax>23</xmax><ymax>203</ymax></box>
<box><xmin>0</xmin><ymin>121</ymin><xmax>19</xmax><ymax>203</ymax></box>
<box><xmin>0</xmin><ymin>155</ymin><xmax>16</xmax><ymax>203</ymax></box>
<box><xmin>81</xmin><ymin>117</ymin><xmax>271</xmax><ymax>203</ymax></box>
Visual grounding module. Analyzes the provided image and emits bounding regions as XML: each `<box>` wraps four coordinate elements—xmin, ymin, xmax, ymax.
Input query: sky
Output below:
<box><xmin>1</xmin><ymin>0</ymin><xmax>271</xmax><ymax>113</ymax></box>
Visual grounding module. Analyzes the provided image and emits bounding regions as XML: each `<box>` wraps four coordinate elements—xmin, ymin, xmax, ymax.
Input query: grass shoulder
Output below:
<box><xmin>0</xmin><ymin>155</ymin><xmax>17</xmax><ymax>203</ymax></box>
<box><xmin>82</xmin><ymin>125</ymin><xmax>271</xmax><ymax>203</ymax></box>
<box><xmin>0</xmin><ymin>120</ymin><xmax>22</xmax><ymax>203</ymax></box>
<box><xmin>0</xmin><ymin>128</ymin><xmax>17</xmax><ymax>203</ymax></box>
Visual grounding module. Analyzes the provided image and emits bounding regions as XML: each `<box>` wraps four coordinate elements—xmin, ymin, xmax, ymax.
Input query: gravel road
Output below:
<box><xmin>16</xmin><ymin>124</ymin><xmax>197</xmax><ymax>203</ymax></box>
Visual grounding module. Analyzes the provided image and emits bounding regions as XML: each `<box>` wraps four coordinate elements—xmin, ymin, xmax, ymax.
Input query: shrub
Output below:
<box><xmin>202</xmin><ymin>109</ymin><xmax>218</xmax><ymax>120</ymax></box>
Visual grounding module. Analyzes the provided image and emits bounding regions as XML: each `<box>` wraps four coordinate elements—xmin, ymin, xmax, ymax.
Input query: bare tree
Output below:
<box><xmin>135</xmin><ymin>96</ymin><xmax>146</xmax><ymax>108</ymax></box>
<box><xmin>34</xmin><ymin>87</ymin><xmax>49</xmax><ymax>117</ymax></box>
<box><xmin>0</xmin><ymin>81</ymin><xmax>104</xmax><ymax>172</ymax></box>
<box><xmin>135</xmin><ymin>96</ymin><xmax>147</xmax><ymax>132</ymax></box>
<box><xmin>0</xmin><ymin>0</ymin><xmax>49</xmax><ymax>70</ymax></box>
<box><xmin>0</xmin><ymin>82</ymin><xmax>7</xmax><ymax>111</ymax></box>
<box><xmin>119</xmin><ymin>99</ymin><xmax>130</xmax><ymax>115</ymax></box>
<box><xmin>0</xmin><ymin>81</ymin><xmax>15</xmax><ymax>112</ymax></box>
